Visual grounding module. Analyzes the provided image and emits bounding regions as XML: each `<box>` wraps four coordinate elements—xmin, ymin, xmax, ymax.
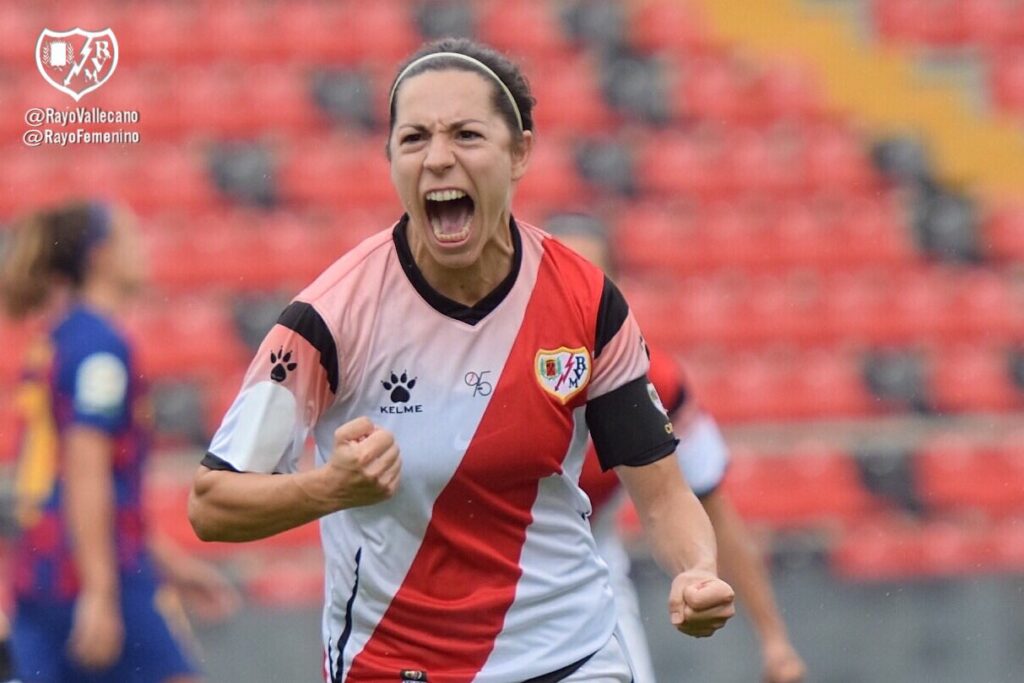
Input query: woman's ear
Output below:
<box><xmin>510</xmin><ymin>130</ymin><xmax>534</xmax><ymax>182</ymax></box>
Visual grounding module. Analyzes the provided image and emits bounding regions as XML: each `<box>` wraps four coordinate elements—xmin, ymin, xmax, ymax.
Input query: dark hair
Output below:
<box><xmin>0</xmin><ymin>201</ymin><xmax>110</xmax><ymax>318</ymax></box>
<box><xmin>387</xmin><ymin>37</ymin><xmax>536</xmax><ymax>152</ymax></box>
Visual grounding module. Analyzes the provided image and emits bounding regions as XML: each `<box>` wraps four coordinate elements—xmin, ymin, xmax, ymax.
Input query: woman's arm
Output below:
<box><xmin>189</xmin><ymin>417</ymin><xmax>400</xmax><ymax>542</ymax></box>
<box><xmin>149</xmin><ymin>533</ymin><xmax>241</xmax><ymax>623</ymax></box>
<box><xmin>616</xmin><ymin>456</ymin><xmax>735</xmax><ymax>637</ymax></box>
<box><xmin>703</xmin><ymin>492</ymin><xmax>806</xmax><ymax>682</ymax></box>
<box><xmin>63</xmin><ymin>426</ymin><xmax>124</xmax><ymax>669</ymax></box>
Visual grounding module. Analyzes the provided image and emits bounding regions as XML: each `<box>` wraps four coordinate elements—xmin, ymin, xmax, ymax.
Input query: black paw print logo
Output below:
<box><xmin>382</xmin><ymin>371</ymin><xmax>416</xmax><ymax>403</ymax></box>
<box><xmin>270</xmin><ymin>348</ymin><xmax>297</xmax><ymax>382</ymax></box>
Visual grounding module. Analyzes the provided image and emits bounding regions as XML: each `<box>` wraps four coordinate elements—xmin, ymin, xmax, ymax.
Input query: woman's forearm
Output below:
<box><xmin>64</xmin><ymin>427</ymin><xmax>119</xmax><ymax>597</ymax></box>
<box><xmin>187</xmin><ymin>466</ymin><xmax>337</xmax><ymax>542</ymax></box>
<box><xmin>618</xmin><ymin>456</ymin><xmax>718</xmax><ymax>577</ymax></box>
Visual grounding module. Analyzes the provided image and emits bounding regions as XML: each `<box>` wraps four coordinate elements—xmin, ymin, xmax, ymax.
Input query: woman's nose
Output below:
<box><xmin>423</xmin><ymin>135</ymin><xmax>455</xmax><ymax>173</ymax></box>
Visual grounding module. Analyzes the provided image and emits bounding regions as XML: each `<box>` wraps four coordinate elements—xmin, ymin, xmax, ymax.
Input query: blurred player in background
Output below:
<box><xmin>0</xmin><ymin>609</ymin><xmax>19</xmax><ymax>683</ymax></box>
<box><xmin>549</xmin><ymin>214</ymin><xmax>806</xmax><ymax>683</ymax></box>
<box><xmin>0</xmin><ymin>201</ymin><xmax>239</xmax><ymax>683</ymax></box>
<box><xmin>190</xmin><ymin>38</ymin><xmax>734</xmax><ymax>681</ymax></box>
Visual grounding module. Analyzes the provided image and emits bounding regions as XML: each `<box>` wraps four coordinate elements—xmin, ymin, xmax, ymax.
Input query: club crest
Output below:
<box><xmin>36</xmin><ymin>28</ymin><xmax>119</xmax><ymax>101</ymax></box>
<box><xmin>535</xmin><ymin>347</ymin><xmax>591</xmax><ymax>403</ymax></box>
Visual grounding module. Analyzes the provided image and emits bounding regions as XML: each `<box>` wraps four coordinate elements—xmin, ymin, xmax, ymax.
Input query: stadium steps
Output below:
<box><xmin>688</xmin><ymin>0</ymin><xmax>1024</xmax><ymax>198</ymax></box>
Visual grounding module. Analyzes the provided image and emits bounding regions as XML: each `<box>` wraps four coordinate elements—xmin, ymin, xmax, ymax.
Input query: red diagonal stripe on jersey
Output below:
<box><xmin>344</xmin><ymin>243</ymin><xmax>601</xmax><ymax>682</ymax></box>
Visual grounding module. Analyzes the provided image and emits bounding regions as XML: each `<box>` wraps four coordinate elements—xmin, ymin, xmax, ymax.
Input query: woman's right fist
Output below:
<box><xmin>324</xmin><ymin>417</ymin><xmax>401</xmax><ymax>509</ymax></box>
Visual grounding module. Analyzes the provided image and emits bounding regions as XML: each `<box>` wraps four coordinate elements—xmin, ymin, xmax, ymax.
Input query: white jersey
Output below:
<box><xmin>205</xmin><ymin>218</ymin><xmax>677</xmax><ymax>682</ymax></box>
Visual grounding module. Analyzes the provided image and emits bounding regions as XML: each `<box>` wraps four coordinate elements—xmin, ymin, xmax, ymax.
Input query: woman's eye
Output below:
<box><xmin>400</xmin><ymin>133</ymin><xmax>422</xmax><ymax>144</ymax></box>
<box><xmin>458</xmin><ymin>130</ymin><xmax>482</xmax><ymax>140</ymax></box>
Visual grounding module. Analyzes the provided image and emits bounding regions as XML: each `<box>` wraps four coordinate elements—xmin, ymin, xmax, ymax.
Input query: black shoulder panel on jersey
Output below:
<box><xmin>200</xmin><ymin>452</ymin><xmax>239</xmax><ymax>472</ymax></box>
<box><xmin>586</xmin><ymin>374</ymin><xmax>679</xmax><ymax>471</ymax></box>
<box><xmin>594</xmin><ymin>276</ymin><xmax>629</xmax><ymax>360</ymax></box>
<box><xmin>277</xmin><ymin>301</ymin><xmax>339</xmax><ymax>393</ymax></box>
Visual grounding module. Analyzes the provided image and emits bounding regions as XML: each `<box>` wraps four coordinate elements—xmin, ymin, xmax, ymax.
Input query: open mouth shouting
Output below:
<box><xmin>424</xmin><ymin>189</ymin><xmax>475</xmax><ymax>245</ymax></box>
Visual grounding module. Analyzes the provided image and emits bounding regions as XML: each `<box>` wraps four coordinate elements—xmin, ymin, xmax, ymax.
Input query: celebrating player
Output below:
<box><xmin>189</xmin><ymin>38</ymin><xmax>734</xmax><ymax>681</ymax></box>
<box><xmin>551</xmin><ymin>216</ymin><xmax>807</xmax><ymax>683</ymax></box>
<box><xmin>0</xmin><ymin>201</ymin><xmax>239</xmax><ymax>683</ymax></box>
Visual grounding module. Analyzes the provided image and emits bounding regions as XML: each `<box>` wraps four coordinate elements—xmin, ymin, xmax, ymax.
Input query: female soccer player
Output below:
<box><xmin>189</xmin><ymin>38</ymin><xmax>734</xmax><ymax>682</ymax></box>
<box><xmin>0</xmin><ymin>202</ymin><xmax>238</xmax><ymax>683</ymax></box>
<box><xmin>551</xmin><ymin>217</ymin><xmax>806</xmax><ymax>683</ymax></box>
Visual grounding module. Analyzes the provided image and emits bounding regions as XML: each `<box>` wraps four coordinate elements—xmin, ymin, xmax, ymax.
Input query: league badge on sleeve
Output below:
<box><xmin>535</xmin><ymin>347</ymin><xmax>591</xmax><ymax>404</ymax></box>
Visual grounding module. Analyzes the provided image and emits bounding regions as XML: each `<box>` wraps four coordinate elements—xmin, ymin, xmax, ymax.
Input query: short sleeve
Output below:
<box><xmin>676</xmin><ymin>411</ymin><xmax>730</xmax><ymax>498</ymax></box>
<box><xmin>585</xmin><ymin>278</ymin><xmax>677</xmax><ymax>470</ymax></box>
<box><xmin>63</xmin><ymin>348</ymin><xmax>130</xmax><ymax>434</ymax></box>
<box><xmin>204</xmin><ymin>301</ymin><xmax>337</xmax><ymax>474</ymax></box>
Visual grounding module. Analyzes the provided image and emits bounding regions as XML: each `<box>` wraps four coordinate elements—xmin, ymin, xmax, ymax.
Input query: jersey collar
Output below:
<box><xmin>392</xmin><ymin>214</ymin><xmax>523</xmax><ymax>325</ymax></box>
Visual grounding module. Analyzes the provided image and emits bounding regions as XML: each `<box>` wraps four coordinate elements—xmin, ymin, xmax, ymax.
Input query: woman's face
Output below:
<box><xmin>388</xmin><ymin>67</ymin><xmax>532</xmax><ymax>271</ymax></box>
<box><xmin>92</xmin><ymin>207</ymin><xmax>146</xmax><ymax>296</ymax></box>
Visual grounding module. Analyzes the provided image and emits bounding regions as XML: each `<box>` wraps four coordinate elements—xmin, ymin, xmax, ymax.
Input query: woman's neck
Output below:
<box><xmin>78</xmin><ymin>279</ymin><xmax>124</xmax><ymax>317</ymax></box>
<box><xmin>410</xmin><ymin>218</ymin><xmax>515</xmax><ymax>307</ymax></box>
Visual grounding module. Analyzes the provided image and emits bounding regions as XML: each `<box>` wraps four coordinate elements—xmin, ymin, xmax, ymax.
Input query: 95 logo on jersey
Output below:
<box><xmin>535</xmin><ymin>346</ymin><xmax>591</xmax><ymax>404</ymax></box>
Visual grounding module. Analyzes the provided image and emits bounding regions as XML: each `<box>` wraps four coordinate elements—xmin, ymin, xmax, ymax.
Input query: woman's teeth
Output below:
<box><xmin>425</xmin><ymin>189</ymin><xmax>467</xmax><ymax>202</ymax></box>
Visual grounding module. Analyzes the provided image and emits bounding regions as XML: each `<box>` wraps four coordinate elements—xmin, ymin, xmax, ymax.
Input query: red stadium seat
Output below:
<box><xmin>119</xmin><ymin>144</ymin><xmax>219</xmax><ymax>212</ymax></box>
<box><xmin>116</xmin><ymin>2</ymin><xmax>198</xmax><ymax>64</ymax></box>
<box><xmin>741</xmin><ymin>272</ymin><xmax>829</xmax><ymax>347</ymax></box>
<box><xmin>612</xmin><ymin>202</ymin><xmax>704</xmax><ymax>274</ymax></box>
<box><xmin>804</xmin><ymin>123</ymin><xmax>877</xmax><ymax>194</ymax></box>
<box><xmin>635</xmin><ymin>130</ymin><xmax>729</xmax><ymax>199</ymax></box>
<box><xmin>831</xmin><ymin>195</ymin><xmax>914</xmax><ymax>267</ymax></box>
<box><xmin>869</xmin><ymin>268</ymin><xmax>954</xmax><ymax>345</ymax></box>
<box><xmin>872</xmin><ymin>0</ymin><xmax>966</xmax><ymax>47</ymax></box>
<box><xmin>700</xmin><ymin>351</ymin><xmax>786</xmax><ymax>421</ymax></box>
<box><xmin>279</xmin><ymin>139</ymin><xmax>395</xmax><ymax>211</ymax></box>
<box><xmin>725</xmin><ymin>127</ymin><xmax>810</xmax><ymax>198</ymax></box>
<box><xmin>786</xmin><ymin>348</ymin><xmax>876</xmax><ymax>418</ymax></box>
<box><xmin>672</xmin><ymin>54</ymin><xmax>749</xmax><ymax>124</ymax></box>
<box><xmin>724</xmin><ymin>443</ymin><xmax>874</xmax><ymax>527</ymax></box>
<box><xmin>628</xmin><ymin>0</ymin><xmax>714</xmax><ymax>56</ymax></box>
<box><xmin>930</xmin><ymin>343</ymin><xmax>1022</xmax><ymax>413</ymax></box>
<box><xmin>265</xmin><ymin>1</ymin><xmax>356</xmax><ymax>63</ymax></box>
<box><xmin>834</xmin><ymin>518</ymin><xmax>1003</xmax><ymax>580</ymax></box>
<box><xmin>949</xmin><ymin>270</ymin><xmax>1019</xmax><ymax>341</ymax></box>
<box><xmin>985</xmin><ymin>203</ymin><xmax>1024</xmax><ymax>261</ymax></box>
<box><xmin>697</xmin><ymin>199</ymin><xmax>769</xmax><ymax>271</ymax></box>
<box><xmin>963</xmin><ymin>0</ymin><xmax>1014</xmax><ymax>47</ymax></box>
<box><xmin>0</xmin><ymin>4</ymin><xmax>42</xmax><ymax>67</ymax></box>
<box><xmin>514</xmin><ymin>136</ymin><xmax>589</xmax><ymax>209</ymax></box>
<box><xmin>753</xmin><ymin>59</ymin><xmax>827</xmax><ymax>123</ymax></box>
<box><xmin>768</xmin><ymin>200</ymin><xmax>843</xmax><ymax>272</ymax></box>
<box><xmin>478</xmin><ymin>0</ymin><xmax>572</xmax><ymax>59</ymax></box>
<box><xmin>831</xmin><ymin>517</ymin><xmax>929</xmax><ymax>580</ymax></box>
<box><xmin>991</xmin><ymin>47</ymin><xmax>1024</xmax><ymax>115</ymax></box>
<box><xmin>341</xmin><ymin>0</ymin><xmax>419</xmax><ymax>66</ymax></box>
<box><xmin>191</xmin><ymin>1</ymin><xmax>269</xmax><ymax>62</ymax></box>
<box><xmin>916</xmin><ymin>434</ymin><xmax>1024</xmax><ymax>517</ymax></box>
<box><xmin>527</xmin><ymin>55</ymin><xmax>617</xmax><ymax>135</ymax></box>
<box><xmin>674</xmin><ymin>275</ymin><xmax>746</xmax><ymax>349</ymax></box>
<box><xmin>821</xmin><ymin>272</ymin><xmax>887</xmax><ymax>344</ymax></box>
<box><xmin>125</xmin><ymin>297</ymin><xmax>247</xmax><ymax>380</ymax></box>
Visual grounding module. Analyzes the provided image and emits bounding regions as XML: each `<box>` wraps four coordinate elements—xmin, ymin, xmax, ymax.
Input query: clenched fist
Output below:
<box><xmin>669</xmin><ymin>570</ymin><xmax>735</xmax><ymax>638</ymax></box>
<box><xmin>321</xmin><ymin>417</ymin><xmax>401</xmax><ymax>510</ymax></box>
